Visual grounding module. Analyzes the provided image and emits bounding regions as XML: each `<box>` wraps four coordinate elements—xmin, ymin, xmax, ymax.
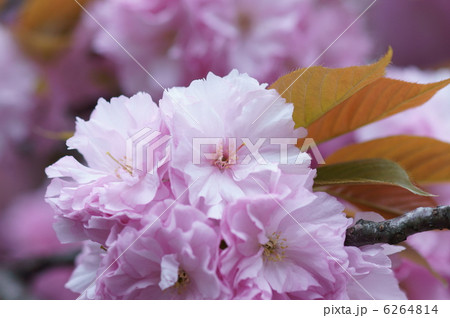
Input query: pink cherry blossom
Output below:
<box><xmin>88</xmin><ymin>200</ymin><xmax>226</xmax><ymax>299</ymax></box>
<box><xmin>366</xmin><ymin>0</ymin><xmax>450</xmax><ymax>68</ymax></box>
<box><xmin>65</xmin><ymin>241</ymin><xmax>106</xmax><ymax>300</ymax></box>
<box><xmin>45</xmin><ymin>92</ymin><xmax>171</xmax><ymax>245</ymax></box>
<box><xmin>39</xmin><ymin>10</ymin><xmax>118</xmax><ymax>118</ymax></box>
<box><xmin>219</xmin><ymin>193</ymin><xmax>349</xmax><ymax>299</ymax></box>
<box><xmin>344</xmin><ymin>213</ymin><xmax>407</xmax><ymax>300</ymax></box>
<box><xmin>88</xmin><ymin>0</ymin><xmax>371</xmax><ymax>98</ymax></box>
<box><xmin>160</xmin><ymin>70</ymin><xmax>312</xmax><ymax>218</ymax></box>
<box><xmin>392</xmin><ymin>230</ymin><xmax>450</xmax><ymax>300</ymax></box>
<box><xmin>395</xmin><ymin>259</ymin><xmax>450</xmax><ymax>300</ymax></box>
<box><xmin>345</xmin><ymin>244</ymin><xmax>406</xmax><ymax>300</ymax></box>
<box><xmin>91</xmin><ymin>0</ymin><xmax>189</xmax><ymax>98</ymax></box>
<box><xmin>0</xmin><ymin>188</ymin><xmax>79</xmax><ymax>260</ymax></box>
<box><xmin>0</xmin><ymin>25</ymin><xmax>37</xmax><ymax>152</ymax></box>
<box><xmin>220</xmin><ymin>196</ymin><xmax>405</xmax><ymax>299</ymax></box>
<box><xmin>0</xmin><ymin>25</ymin><xmax>41</xmax><ymax>208</ymax></box>
<box><xmin>292</xmin><ymin>0</ymin><xmax>372</xmax><ymax>70</ymax></box>
<box><xmin>407</xmin><ymin>231</ymin><xmax>450</xmax><ymax>283</ymax></box>
<box><xmin>426</xmin><ymin>184</ymin><xmax>450</xmax><ymax>206</ymax></box>
<box><xmin>183</xmin><ymin>0</ymin><xmax>313</xmax><ymax>83</ymax></box>
<box><xmin>30</xmin><ymin>267</ymin><xmax>78</xmax><ymax>300</ymax></box>
<box><xmin>43</xmin><ymin>69</ymin><xmax>408</xmax><ymax>300</ymax></box>
<box><xmin>0</xmin><ymin>24</ymin><xmax>69</xmax><ymax>157</ymax></box>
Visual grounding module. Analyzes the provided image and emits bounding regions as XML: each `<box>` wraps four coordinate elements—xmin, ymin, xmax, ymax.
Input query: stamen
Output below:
<box><xmin>214</xmin><ymin>155</ymin><xmax>230</xmax><ymax>172</ymax></box>
<box><xmin>236</xmin><ymin>142</ymin><xmax>246</xmax><ymax>152</ymax></box>
<box><xmin>173</xmin><ymin>268</ymin><xmax>190</xmax><ymax>294</ymax></box>
<box><xmin>106</xmin><ymin>152</ymin><xmax>133</xmax><ymax>176</ymax></box>
<box><xmin>262</xmin><ymin>232</ymin><xmax>288</xmax><ymax>262</ymax></box>
<box><xmin>213</xmin><ymin>142</ymin><xmax>246</xmax><ymax>172</ymax></box>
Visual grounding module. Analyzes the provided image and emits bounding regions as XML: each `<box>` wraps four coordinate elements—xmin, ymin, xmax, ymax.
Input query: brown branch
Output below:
<box><xmin>345</xmin><ymin>206</ymin><xmax>450</xmax><ymax>247</ymax></box>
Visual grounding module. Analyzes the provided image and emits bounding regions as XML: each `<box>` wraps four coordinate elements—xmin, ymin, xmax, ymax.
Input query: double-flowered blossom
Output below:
<box><xmin>90</xmin><ymin>0</ymin><xmax>189</xmax><ymax>97</ymax></box>
<box><xmin>394</xmin><ymin>230</ymin><xmax>450</xmax><ymax>300</ymax></box>
<box><xmin>220</xmin><ymin>192</ymin><xmax>350</xmax><ymax>299</ymax></box>
<box><xmin>73</xmin><ymin>201</ymin><xmax>226</xmax><ymax>300</ymax></box>
<box><xmin>67</xmin><ymin>190</ymin><xmax>405</xmax><ymax>299</ymax></box>
<box><xmin>160</xmin><ymin>70</ymin><xmax>311</xmax><ymax>218</ymax></box>
<box><xmin>344</xmin><ymin>214</ymin><xmax>407</xmax><ymax>300</ymax></box>
<box><xmin>89</xmin><ymin>0</ymin><xmax>371</xmax><ymax>98</ymax></box>
<box><xmin>220</xmin><ymin>195</ymin><xmax>405</xmax><ymax>299</ymax></box>
<box><xmin>46</xmin><ymin>93</ymin><xmax>171</xmax><ymax>245</ymax></box>
<box><xmin>47</xmin><ymin>70</ymin><xmax>405</xmax><ymax>299</ymax></box>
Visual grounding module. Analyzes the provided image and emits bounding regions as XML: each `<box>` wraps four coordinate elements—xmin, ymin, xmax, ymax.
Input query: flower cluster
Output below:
<box><xmin>46</xmin><ymin>70</ymin><xmax>404</xmax><ymax>299</ymax></box>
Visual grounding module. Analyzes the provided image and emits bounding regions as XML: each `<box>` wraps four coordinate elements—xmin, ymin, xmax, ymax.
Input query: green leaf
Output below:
<box><xmin>314</xmin><ymin>158</ymin><xmax>432</xmax><ymax>196</ymax></box>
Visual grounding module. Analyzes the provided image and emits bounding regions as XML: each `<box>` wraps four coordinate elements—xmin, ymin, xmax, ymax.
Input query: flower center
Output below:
<box><xmin>214</xmin><ymin>153</ymin><xmax>230</xmax><ymax>171</ymax></box>
<box><xmin>262</xmin><ymin>232</ymin><xmax>288</xmax><ymax>262</ymax></box>
<box><xmin>212</xmin><ymin>141</ymin><xmax>245</xmax><ymax>172</ymax></box>
<box><xmin>237</xmin><ymin>12</ymin><xmax>252</xmax><ymax>33</ymax></box>
<box><xmin>173</xmin><ymin>268</ymin><xmax>190</xmax><ymax>294</ymax></box>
